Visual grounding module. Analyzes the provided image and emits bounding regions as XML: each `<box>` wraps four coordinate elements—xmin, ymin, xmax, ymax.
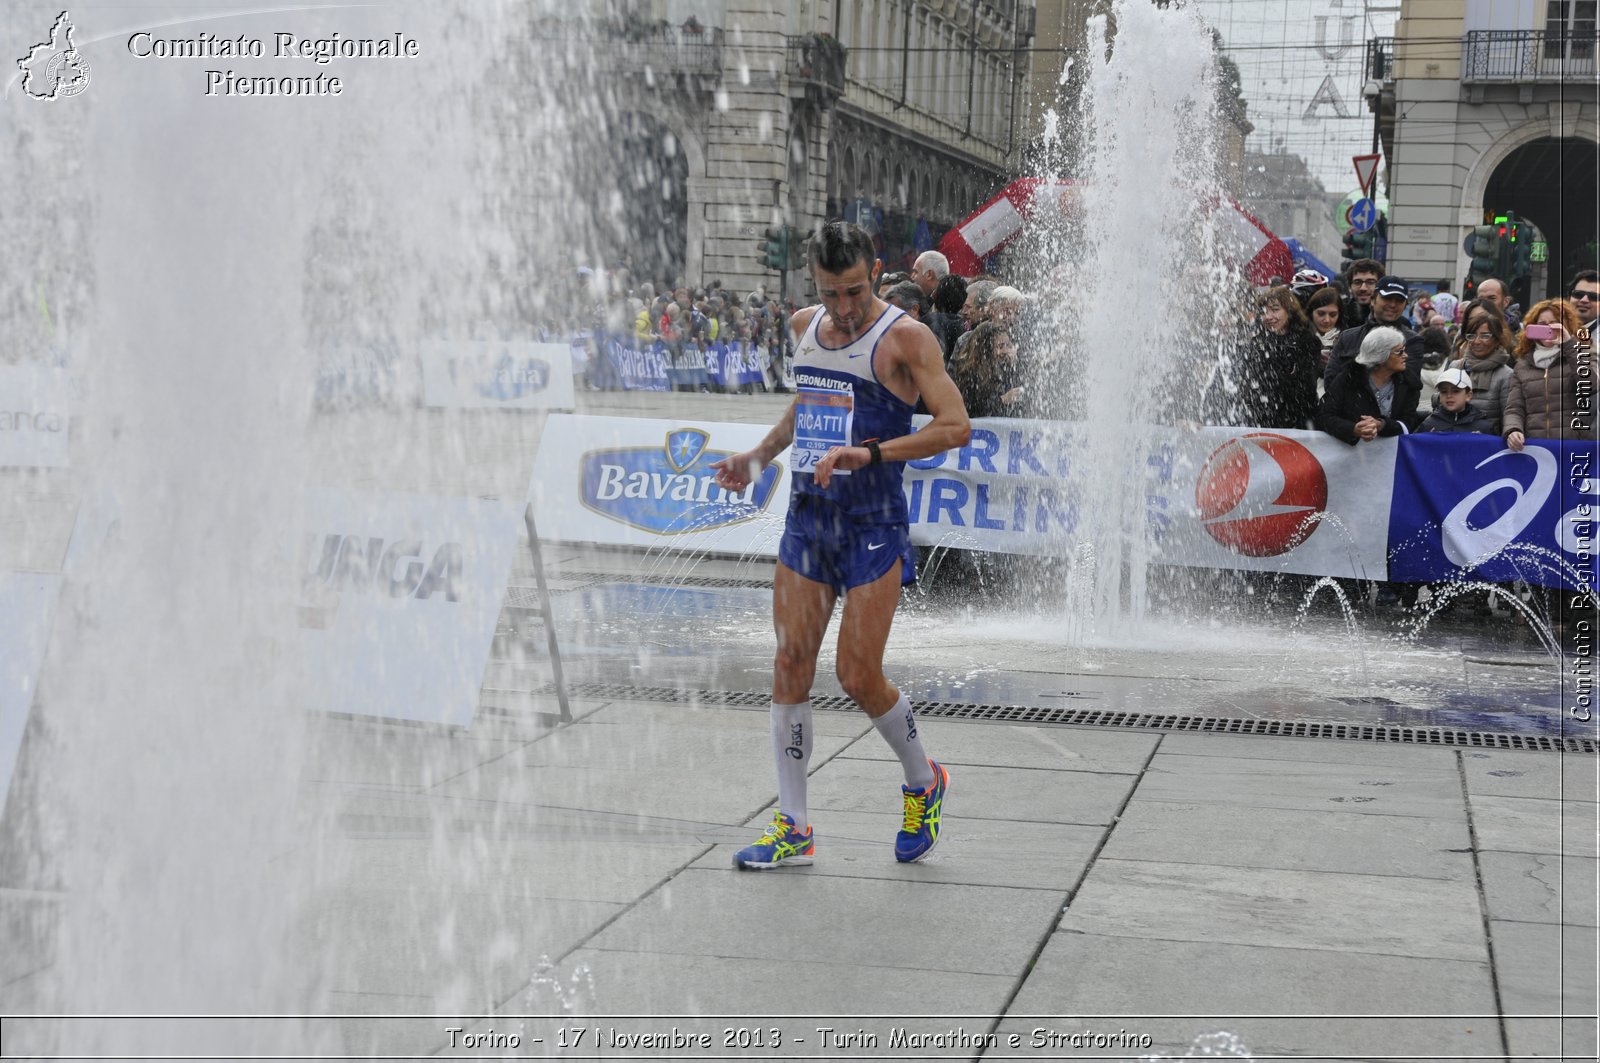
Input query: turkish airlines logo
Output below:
<box><xmin>1195</xmin><ymin>434</ymin><xmax>1329</xmax><ymax>557</ymax></box>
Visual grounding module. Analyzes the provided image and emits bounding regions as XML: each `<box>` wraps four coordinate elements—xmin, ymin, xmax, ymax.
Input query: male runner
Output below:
<box><xmin>711</xmin><ymin>221</ymin><xmax>972</xmax><ymax>869</ymax></box>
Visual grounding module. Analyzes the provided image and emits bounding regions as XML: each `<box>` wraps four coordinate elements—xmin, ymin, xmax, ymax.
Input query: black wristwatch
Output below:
<box><xmin>865</xmin><ymin>439</ymin><xmax>883</xmax><ymax>465</ymax></box>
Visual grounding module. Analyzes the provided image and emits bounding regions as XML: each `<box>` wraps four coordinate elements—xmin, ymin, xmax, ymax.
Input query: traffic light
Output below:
<box><xmin>758</xmin><ymin>226</ymin><xmax>786</xmax><ymax>270</ymax></box>
<box><xmin>784</xmin><ymin>227</ymin><xmax>811</xmax><ymax>269</ymax></box>
<box><xmin>1463</xmin><ymin>224</ymin><xmax>1499</xmax><ymax>298</ymax></box>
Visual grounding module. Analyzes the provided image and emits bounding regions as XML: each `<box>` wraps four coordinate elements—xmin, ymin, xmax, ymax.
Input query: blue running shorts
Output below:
<box><xmin>778</xmin><ymin>494</ymin><xmax>916</xmax><ymax>595</ymax></box>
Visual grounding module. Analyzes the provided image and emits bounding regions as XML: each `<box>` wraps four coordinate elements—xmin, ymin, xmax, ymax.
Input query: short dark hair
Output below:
<box><xmin>931</xmin><ymin>273</ymin><xmax>968</xmax><ymax>314</ymax></box>
<box><xmin>884</xmin><ymin>281</ymin><xmax>928</xmax><ymax>318</ymax></box>
<box><xmin>1349</xmin><ymin>259</ymin><xmax>1383</xmax><ymax>279</ymax></box>
<box><xmin>1572</xmin><ymin>269</ymin><xmax>1599</xmax><ymax>289</ymax></box>
<box><xmin>808</xmin><ymin>221</ymin><xmax>877</xmax><ymax>275</ymax></box>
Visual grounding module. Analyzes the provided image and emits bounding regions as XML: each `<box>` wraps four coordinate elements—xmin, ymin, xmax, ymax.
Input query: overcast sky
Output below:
<box><xmin>1192</xmin><ymin>0</ymin><xmax>1401</xmax><ymax>195</ymax></box>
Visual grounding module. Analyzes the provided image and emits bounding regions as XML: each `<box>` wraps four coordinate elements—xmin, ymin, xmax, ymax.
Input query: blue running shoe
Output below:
<box><xmin>733</xmin><ymin>812</ymin><xmax>814</xmax><ymax>870</ymax></box>
<box><xmin>895</xmin><ymin>760</ymin><xmax>949</xmax><ymax>863</ymax></box>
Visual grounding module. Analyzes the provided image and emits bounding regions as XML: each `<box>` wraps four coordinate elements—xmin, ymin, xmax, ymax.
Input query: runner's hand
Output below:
<box><xmin>813</xmin><ymin>445</ymin><xmax>870</xmax><ymax>489</ymax></box>
<box><xmin>711</xmin><ymin>450</ymin><xmax>763</xmax><ymax>491</ymax></box>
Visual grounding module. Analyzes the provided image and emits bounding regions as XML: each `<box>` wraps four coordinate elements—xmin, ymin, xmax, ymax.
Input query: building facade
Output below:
<box><xmin>1367</xmin><ymin>0</ymin><xmax>1599</xmax><ymax>301</ymax></box>
<box><xmin>543</xmin><ymin>2</ymin><xmax>1037</xmax><ymax>300</ymax></box>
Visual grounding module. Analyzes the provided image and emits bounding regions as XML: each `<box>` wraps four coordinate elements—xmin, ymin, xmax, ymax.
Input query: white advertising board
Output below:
<box><xmin>420</xmin><ymin>340</ymin><xmax>577</xmax><ymax>411</ymax></box>
<box><xmin>528</xmin><ymin>415</ymin><xmax>792</xmax><ymax>556</ymax></box>
<box><xmin>0</xmin><ymin>366</ymin><xmax>70</xmax><ymax>468</ymax></box>
<box><xmin>905</xmin><ymin>420</ymin><xmax>1394</xmax><ymax>578</ymax></box>
<box><xmin>0</xmin><ymin>572</ymin><xmax>61</xmax><ymax>821</ymax></box>
<box><xmin>298</xmin><ymin>491</ymin><xmax>523</xmax><ymax>726</ymax></box>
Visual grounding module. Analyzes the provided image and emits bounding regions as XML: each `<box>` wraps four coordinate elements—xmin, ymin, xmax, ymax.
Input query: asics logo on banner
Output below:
<box><xmin>580</xmin><ymin>427</ymin><xmax>782</xmax><ymax>535</ymax></box>
<box><xmin>1196</xmin><ymin>434</ymin><xmax>1329</xmax><ymax>557</ymax></box>
<box><xmin>786</xmin><ymin>722</ymin><xmax>805</xmax><ymax>759</ymax></box>
<box><xmin>1442</xmin><ymin>447</ymin><xmax>1567</xmax><ymax>567</ymax></box>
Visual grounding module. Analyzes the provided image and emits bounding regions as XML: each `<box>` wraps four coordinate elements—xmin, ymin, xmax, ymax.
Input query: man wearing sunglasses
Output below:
<box><xmin>1570</xmin><ymin>270</ymin><xmax>1599</xmax><ymax>333</ymax></box>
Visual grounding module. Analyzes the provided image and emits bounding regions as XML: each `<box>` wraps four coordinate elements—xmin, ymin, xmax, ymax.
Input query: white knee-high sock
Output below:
<box><xmin>771</xmin><ymin>700</ymin><xmax>813</xmax><ymax>826</ymax></box>
<box><xmin>872</xmin><ymin>693</ymin><xmax>935</xmax><ymax>791</ymax></box>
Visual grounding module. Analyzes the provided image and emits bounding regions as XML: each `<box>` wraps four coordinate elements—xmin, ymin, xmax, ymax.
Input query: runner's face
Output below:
<box><xmin>815</xmin><ymin>261</ymin><xmax>879</xmax><ymax>336</ymax></box>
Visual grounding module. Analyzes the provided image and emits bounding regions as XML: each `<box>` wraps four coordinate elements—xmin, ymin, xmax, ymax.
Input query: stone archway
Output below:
<box><xmin>1459</xmin><ymin>118</ymin><xmax>1599</xmax><ymax>299</ymax></box>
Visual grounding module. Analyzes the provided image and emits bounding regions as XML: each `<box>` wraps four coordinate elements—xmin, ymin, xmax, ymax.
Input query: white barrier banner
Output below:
<box><xmin>420</xmin><ymin>340</ymin><xmax>577</xmax><ymax>411</ymax></box>
<box><xmin>529</xmin><ymin>415</ymin><xmax>1395</xmax><ymax>579</ymax></box>
<box><xmin>0</xmin><ymin>572</ymin><xmax>60</xmax><ymax>820</ymax></box>
<box><xmin>298</xmin><ymin>491</ymin><xmax>522</xmax><ymax>726</ymax></box>
<box><xmin>0</xmin><ymin>367</ymin><xmax>70</xmax><ymax>468</ymax></box>
<box><xmin>906</xmin><ymin>419</ymin><xmax>1395</xmax><ymax>578</ymax></box>
<box><xmin>529</xmin><ymin>415</ymin><xmax>791</xmax><ymax>555</ymax></box>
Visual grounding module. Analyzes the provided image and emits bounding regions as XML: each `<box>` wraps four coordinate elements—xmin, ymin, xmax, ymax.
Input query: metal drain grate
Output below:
<box><xmin>518</xmin><ymin>681</ymin><xmax>1598</xmax><ymax>755</ymax></box>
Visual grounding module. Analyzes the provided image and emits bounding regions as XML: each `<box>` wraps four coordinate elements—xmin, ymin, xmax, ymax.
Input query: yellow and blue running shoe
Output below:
<box><xmin>895</xmin><ymin>760</ymin><xmax>949</xmax><ymax>863</ymax></box>
<box><xmin>733</xmin><ymin>811</ymin><xmax>814</xmax><ymax>870</ymax></box>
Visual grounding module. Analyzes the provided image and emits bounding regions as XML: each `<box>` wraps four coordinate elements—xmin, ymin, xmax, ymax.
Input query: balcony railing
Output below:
<box><xmin>582</xmin><ymin>25</ymin><xmax>724</xmax><ymax>80</ymax></box>
<box><xmin>1462</xmin><ymin>29</ymin><xmax>1597</xmax><ymax>82</ymax></box>
<box><xmin>787</xmin><ymin>34</ymin><xmax>847</xmax><ymax>102</ymax></box>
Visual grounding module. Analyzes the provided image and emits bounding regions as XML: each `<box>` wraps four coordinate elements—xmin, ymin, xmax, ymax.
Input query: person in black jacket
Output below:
<box><xmin>926</xmin><ymin>273</ymin><xmax>968</xmax><ymax>366</ymax></box>
<box><xmin>1417</xmin><ymin>368</ymin><xmax>1497</xmax><ymax>434</ymax></box>
<box><xmin>1323</xmin><ymin>275</ymin><xmax>1427</xmax><ymax>390</ymax></box>
<box><xmin>1317</xmin><ymin>325</ymin><xmax>1422</xmax><ymax>444</ymax></box>
<box><xmin>1204</xmin><ymin>285</ymin><xmax>1319</xmax><ymax>429</ymax></box>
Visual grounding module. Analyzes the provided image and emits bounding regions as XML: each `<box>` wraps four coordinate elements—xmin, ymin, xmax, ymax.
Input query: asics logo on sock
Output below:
<box><xmin>904</xmin><ymin>708</ymin><xmax>917</xmax><ymax>741</ymax></box>
<box><xmin>786</xmin><ymin>722</ymin><xmax>804</xmax><ymax>758</ymax></box>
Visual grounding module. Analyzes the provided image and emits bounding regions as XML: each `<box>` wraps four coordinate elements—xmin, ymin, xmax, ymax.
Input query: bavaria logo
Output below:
<box><xmin>580</xmin><ymin>427</ymin><xmax>782</xmax><ymax>535</ymax></box>
<box><xmin>475</xmin><ymin>352</ymin><xmax>550</xmax><ymax>400</ymax></box>
<box><xmin>1196</xmin><ymin>433</ymin><xmax>1328</xmax><ymax>557</ymax></box>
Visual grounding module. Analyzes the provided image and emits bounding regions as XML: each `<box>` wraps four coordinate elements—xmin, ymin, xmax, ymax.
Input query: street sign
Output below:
<box><xmin>1352</xmin><ymin>154</ymin><xmax>1380</xmax><ymax>197</ymax></box>
<box><xmin>1347</xmin><ymin>198</ymin><xmax>1377</xmax><ymax>234</ymax></box>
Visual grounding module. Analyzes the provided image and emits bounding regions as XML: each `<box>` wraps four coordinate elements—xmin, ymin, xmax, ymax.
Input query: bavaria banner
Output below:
<box><xmin>298</xmin><ymin>491</ymin><xmax>523</xmax><ymax>726</ymax></box>
<box><xmin>420</xmin><ymin>340</ymin><xmax>577</xmax><ymax>411</ymax></box>
<box><xmin>0</xmin><ymin>572</ymin><xmax>60</xmax><ymax>821</ymax></box>
<box><xmin>529</xmin><ymin>415</ymin><xmax>790</xmax><ymax>555</ymax></box>
<box><xmin>1388</xmin><ymin>436</ymin><xmax>1597</xmax><ymax>592</ymax></box>
<box><xmin>905</xmin><ymin>420</ymin><xmax>1396</xmax><ymax>578</ymax></box>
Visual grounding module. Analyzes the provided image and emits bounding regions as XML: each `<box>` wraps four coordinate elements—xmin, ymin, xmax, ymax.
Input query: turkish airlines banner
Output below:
<box><xmin>907</xmin><ymin>420</ymin><xmax>1396</xmax><ymax>579</ymax></box>
<box><xmin>1388</xmin><ymin>436</ymin><xmax>1598</xmax><ymax>592</ymax></box>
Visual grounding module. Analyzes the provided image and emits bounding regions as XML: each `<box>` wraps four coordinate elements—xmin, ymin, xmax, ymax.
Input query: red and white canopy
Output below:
<box><xmin>936</xmin><ymin>178</ymin><xmax>1293</xmax><ymax>286</ymax></box>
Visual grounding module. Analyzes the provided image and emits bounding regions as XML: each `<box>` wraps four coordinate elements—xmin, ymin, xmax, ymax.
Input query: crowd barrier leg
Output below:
<box><xmin>521</xmin><ymin>503</ymin><xmax>571</xmax><ymax>723</ymax></box>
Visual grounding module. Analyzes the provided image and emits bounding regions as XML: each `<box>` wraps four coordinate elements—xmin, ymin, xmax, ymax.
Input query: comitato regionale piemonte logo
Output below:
<box><xmin>17</xmin><ymin>11</ymin><xmax>91</xmax><ymax>100</ymax></box>
<box><xmin>1196</xmin><ymin>433</ymin><xmax>1328</xmax><ymax>557</ymax></box>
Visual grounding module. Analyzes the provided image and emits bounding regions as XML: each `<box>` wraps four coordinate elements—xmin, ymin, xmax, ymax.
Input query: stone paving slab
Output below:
<box><xmin>582</xmin><ymin>868</ymin><xmax>1061</xmax><ymax>977</ymax></box>
<box><xmin>691</xmin><ymin>807</ymin><xmax>1104</xmax><ymax>891</ymax></box>
<box><xmin>1493</xmin><ymin>919</ymin><xmax>1599</xmax><ymax>1061</ymax></box>
<box><xmin>999</xmin><ymin>934</ymin><xmax>1498</xmax><ymax>1058</ymax></box>
<box><xmin>501</xmin><ymin>947</ymin><xmax>1015</xmax><ymax>1034</ymax></box>
<box><xmin>1057</xmin><ymin>859</ymin><xmax>1487</xmax><ymax>962</ymax></box>
<box><xmin>1469</xmin><ymin>794</ymin><xmax>1600</xmax><ymax>857</ymax></box>
<box><xmin>1134</xmin><ymin>751</ymin><xmax>1467</xmax><ymax>820</ymax></box>
<box><xmin>840</xmin><ymin>718</ymin><xmax>1159</xmax><ymax>774</ymax></box>
<box><xmin>300</xmin><ymin>717</ymin><xmax>536</xmax><ymax>792</ymax></box>
<box><xmin>1478</xmin><ymin>851</ymin><xmax>1600</xmax><ymax>927</ymax></box>
<box><xmin>1460</xmin><ymin>748</ymin><xmax>1600</xmax><ymax>802</ymax></box>
<box><xmin>293</xmin><ymin>886</ymin><xmax>622</xmax><ymax>1003</ymax></box>
<box><xmin>1099</xmin><ymin>799</ymin><xmax>1475</xmax><ymax>879</ymax></box>
<box><xmin>811</xmin><ymin>756</ymin><xmax>1137</xmax><ymax>827</ymax></box>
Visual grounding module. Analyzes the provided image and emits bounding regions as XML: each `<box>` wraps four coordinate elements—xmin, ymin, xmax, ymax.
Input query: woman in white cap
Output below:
<box><xmin>1315</xmin><ymin>325</ymin><xmax>1421</xmax><ymax>444</ymax></box>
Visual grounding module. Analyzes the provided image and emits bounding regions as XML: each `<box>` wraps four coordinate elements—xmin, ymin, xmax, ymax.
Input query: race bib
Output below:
<box><xmin>792</xmin><ymin>384</ymin><xmax>854</xmax><ymax>476</ymax></box>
